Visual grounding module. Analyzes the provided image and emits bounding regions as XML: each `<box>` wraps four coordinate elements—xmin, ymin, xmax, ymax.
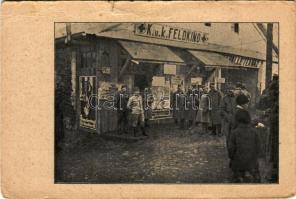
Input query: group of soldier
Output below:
<box><xmin>116</xmin><ymin>85</ymin><xmax>153</xmax><ymax>137</ymax></box>
<box><xmin>171</xmin><ymin>82</ymin><xmax>251</xmax><ymax>136</ymax></box>
<box><xmin>116</xmin><ymin>81</ymin><xmax>252</xmax><ymax>139</ymax></box>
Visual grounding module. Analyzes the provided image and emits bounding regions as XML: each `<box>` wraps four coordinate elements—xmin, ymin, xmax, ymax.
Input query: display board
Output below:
<box><xmin>79</xmin><ymin>76</ymin><xmax>97</xmax><ymax>130</ymax></box>
<box><xmin>151</xmin><ymin>86</ymin><xmax>171</xmax><ymax>118</ymax></box>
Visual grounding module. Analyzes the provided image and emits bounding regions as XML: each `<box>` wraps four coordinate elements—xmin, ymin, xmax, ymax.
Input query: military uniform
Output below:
<box><xmin>208</xmin><ymin>89</ymin><xmax>222</xmax><ymax>135</ymax></box>
<box><xmin>185</xmin><ymin>91</ymin><xmax>197</xmax><ymax>128</ymax></box>
<box><xmin>116</xmin><ymin>90</ymin><xmax>129</xmax><ymax>133</ymax></box>
<box><xmin>143</xmin><ymin>90</ymin><xmax>154</xmax><ymax>127</ymax></box>
<box><xmin>229</xmin><ymin>123</ymin><xmax>261</xmax><ymax>182</ymax></box>
<box><xmin>127</xmin><ymin>95</ymin><xmax>144</xmax><ymax>127</ymax></box>
<box><xmin>171</xmin><ymin>89</ymin><xmax>185</xmax><ymax>127</ymax></box>
<box><xmin>220</xmin><ymin>94</ymin><xmax>236</xmax><ymax>142</ymax></box>
<box><xmin>196</xmin><ymin>93</ymin><xmax>211</xmax><ymax>133</ymax></box>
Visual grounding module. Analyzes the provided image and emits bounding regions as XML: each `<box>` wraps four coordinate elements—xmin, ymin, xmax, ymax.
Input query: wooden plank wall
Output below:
<box><xmin>96</xmin><ymin>38</ymin><xmax>120</xmax><ymax>134</ymax></box>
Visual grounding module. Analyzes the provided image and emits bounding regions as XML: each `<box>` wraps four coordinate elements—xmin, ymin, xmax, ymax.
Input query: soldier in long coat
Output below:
<box><xmin>228</xmin><ymin>110</ymin><xmax>261</xmax><ymax>182</ymax></box>
<box><xmin>196</xmin><ymin>87</ymin><xmax>211</xmax><ymax>133</ymax></box>
<box><xmin>116</xmin><ymin>85</ymin><xmax>129</xmax><ymax>134</ymax></box>
<box><xmin>185</xmin><ymin>88</ymin><xmax>196</xmax><ymax>129</ymax></box>
<box><xmin>257</xmin><ymin>75</ymin><xmax>279</xmax><ymax>182</ymax></box>
<box><xmin>171</xmin><ymin>84</ymin><xmax>185</xmax><ymax>127</ymax></box>
<box><xmin>220</xmin><ymin>86</ymin><xmax>236</xmax><ymax>146</ymax></box>
<box><xmin>208</xmin><ymin>83</ymin><xmax>222</xmax><ymax>135</ymax></box>
<box><xmin>143</xmin><ymin>88</ymin><xmax>154</xmax><ymax>128</ymax></box>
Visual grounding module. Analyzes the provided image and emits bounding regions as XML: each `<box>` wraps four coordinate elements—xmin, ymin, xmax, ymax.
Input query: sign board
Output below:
<box><xmin>171</xmin><ymin>75</ymin><xmax>184</xmax><ymax>92</ymax></box>
<box><xmin>79</xmin><ymin>76</ymin><xmax>96</xmax><ymax>130</ymax></box>
<box><xmin>217</xmin><ymin>77</ymin><xmax>225</xmax><ymax>83</ymax></box>
<box><xmin>171</xmin><ymin>75</ymin><xmax>184</xmax><ymax>85</ymax></box>
<box><xmin>191</xmin><ymin>77</ymin><xmax>203</xmax><ymax>85</ymax></box>
<box><xmin>151</xmin><ymin>86</ymin><xmax>171</xmax><ymax>118</ymax></box>
<box><xmin>134</xmin><ymin>23</ymin><xmax>209</xmax><ymax>44</ymax></box>
<box><xmin>102</xmin><ymin>67</ymin><xmax>111</xmax><ymax>74</ymax></box>
<box><xmin>98</xmin><ymin>81</ymin><xmax>119</xmax><ymax>100</ymax></box>
<box><xmin>152</xmin><ymin>76</ymin><xmax>165</xmax><ymax>87</ymax></box>
<box><xmin>164</xmin><ymin>64</ymin><xmax>176</xmax><ymax>75</ymax></box>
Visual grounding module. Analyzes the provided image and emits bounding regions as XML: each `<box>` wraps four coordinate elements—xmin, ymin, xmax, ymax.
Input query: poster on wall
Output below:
<box><xmin>191</xmin><ymin>77</ymin><xmax>203</xmax><ymax>85</ymax></box>
<box><xmin>151</xmin><ymin>86</ymin><xmax>171</xmax><ymax>118</ymax></box>
<box><xmin>171</xmin><ymin>75</ymin><xmax>184</xmax><ymax>92</ymax></box>
<box><xmin>79</xmin><ymin>76</ymin><xmax>96</xmax><ymax>130</ymax></box>
<box><xmin>98</xmin><ymin>81</ymin><xmax>122</xmax><ymax>100</ymax></box>
<box><xmin>164</xmin><ymin>64</ymin><xmax>176</xmax><ymax>75</ymax></box>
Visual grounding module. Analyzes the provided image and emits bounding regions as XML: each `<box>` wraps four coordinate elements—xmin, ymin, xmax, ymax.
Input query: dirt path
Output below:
<box><xmin>56</xmin><ymin>125</ymin><xmax>234</xmax><ymax>183</ymax></box>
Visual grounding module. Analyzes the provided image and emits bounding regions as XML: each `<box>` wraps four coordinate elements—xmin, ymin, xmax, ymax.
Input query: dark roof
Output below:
<box><xmin>118</xmin><ymin>40</ymin><xmax>184</xmax><ymax>64</ymax></box>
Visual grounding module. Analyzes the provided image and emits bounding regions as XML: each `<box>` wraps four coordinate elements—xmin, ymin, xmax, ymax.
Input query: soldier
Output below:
<box><xmin>257</xmin><ymin>75</ymin><xmax>279</xmax><ymax>182</ymax></box>
<box><xmin>192</xmin><ymin>84</ymin><xmax>200</xmax><ymax>125</ymax></box>
<box><xmin>127</xmin><ymin>87</ymin><xmax>148</xmax><ymax>137</ymax></box>
<box><xmin>171</xmin><ymin>84</ymin><xmax>184</xmax><ymax>126</ymax></box>
<box><xmin>143</xmin><ymin>87</ymin><xmax>154</xmax><ymax>128</ymax></box>
<box><xmin>196</xmin><ymin>87</ymin><xmax>211</xmax><ymax>134</ymax></box>
<box><xmin>220</xmin><ymin>85</ymin><xmax>236</xmax><ymax>146</ymax></box>
<box><xmin>208</xmin><ymin>83</ymin><xmax>222</xmax><ymax>136</ymax></box>
<box><xmin>233</xmin><ymin>82</ymin><xmax>243</xmax><ymax>98</ymax></box>
<box><xmin>241</xmin><ymin>83</ymin><xmax>251</xmax><ymax>102</ymax></box>
<box><xmin>185</xmin><ymin>88</ymin><xmax>196</xmax><ymax>130</ymax></box>
<box><xmin>116</xmin><ymin>85</ymin><xmax>129</xmax><ymax>134</ymax></box>
<box><xmin>228</xmin><ymin>109</ymin><xmax>261</xmax><ymax>183</ymax></box>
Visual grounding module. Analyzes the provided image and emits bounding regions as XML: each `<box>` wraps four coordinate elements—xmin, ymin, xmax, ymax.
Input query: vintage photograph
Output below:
<box><xmin>54</xmin><ymin>22</ymin><xmax>279</xmax><ymax>184</ymax></box>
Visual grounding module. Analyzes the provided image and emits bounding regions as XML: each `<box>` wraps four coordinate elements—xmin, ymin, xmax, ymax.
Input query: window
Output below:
<box><xmin>204</xmin><ymin>23</ymin><xmax>211</xmax><ymax>27</ymax></box>
<box><xmin>234</xmin><ymin>23</ymin><xmax>239</xmax><ymax>33</ymax></box>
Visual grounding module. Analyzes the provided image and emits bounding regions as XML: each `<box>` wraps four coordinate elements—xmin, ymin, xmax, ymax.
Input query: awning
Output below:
<box><xmin>188</xmin><ymin>50</ymin><xmax>244</xmax><ymax>68</ymax></box>
<box><xmin>118</xmin><ymin>40</ymin><xmax>184</xmax><ymax>64</ymax></box>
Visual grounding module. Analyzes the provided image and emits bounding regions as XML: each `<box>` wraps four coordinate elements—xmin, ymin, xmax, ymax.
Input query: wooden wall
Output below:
<box><xmin>64</xmin><ymin>36</ymin><xmax>123</xmax><ymax>134</ymax></box>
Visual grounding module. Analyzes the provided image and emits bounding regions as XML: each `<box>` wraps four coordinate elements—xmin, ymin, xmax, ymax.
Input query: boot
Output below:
<box><xmin>180</xmin><ymin>119</ymin><xmax>185</xmax><ymax>129</ymax></box>
<box><xmin>217</xmin><ymin>124</ymin><xmax>222</xmax><ymax>136</ymax></box>
<box><xmin>189</xmin><ymin>120</ymin><xmax>193</xmax><ymax>129</ymax></box>
<box><xmin>212</xmin><ymin>125</ymin><xmax>217</xmax><ymax>136</ymax></box>
<box><xmin>141</xmin><ymin>127</ymin><xmax>148</xmax><ymax>136</ymax></box>
<box><xmin>203</xmin><ymin>123</ymin><xmax>208</xmax><ymax>134</ymax></box>
<box><xmin>145</xmin><ymin>119</ymin><xmax>149</xmax><ymax>128</ymax></box>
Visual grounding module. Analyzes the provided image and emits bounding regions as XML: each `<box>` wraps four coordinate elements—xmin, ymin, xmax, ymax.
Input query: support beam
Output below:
<box><xmin>265</xmin><ymin>23</ymin><xmax>273</xmax><ymax>87</ymax></box>
<box><xmin>186</xmin><ymin>65</ymin><xmax>196</xmax><ymax>79</ymax></box>
<box><xmin>256</xmin><ymin>23</ymin><xmax>279</xmax><ymax>56</ymax></box>
<box><xmin>119</xmin><ymin>55</ymin><xmax>131</xmax><ymax>79</ymax></box>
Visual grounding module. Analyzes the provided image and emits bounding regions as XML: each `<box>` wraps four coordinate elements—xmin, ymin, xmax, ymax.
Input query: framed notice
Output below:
<box><xmin>164</xmin><ymin>63</ymin><xmax>177</xmax><ymax>75</ymax></box>
<box><xmin>191</xmin><ymin>77</ymin><xmax>203</xmax><ymax>85</ymax></box>
<box><xmin>79</xmin><ymin>76</ymin><xmax>97</xmax><ymax>130</ymax></box>
<box><xmin>151</xmin><ymin>86</ymin><xmax>171</xmax><ymax>118</ymax></box>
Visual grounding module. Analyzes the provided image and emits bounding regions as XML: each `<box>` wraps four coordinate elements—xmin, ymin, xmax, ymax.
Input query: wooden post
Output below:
<box><xmin>217</xmin><ymin>67</ymin><xmax>222</xmax><ymax>90</ymax></box>
<box><xmin>119</xmin><ymin>55</ymin><xmax>131</xmax><ymax>79</ymax></box>
<box><xmin>71</xmin><ymin>50</ymin><xmax>76</xmax><ymax>108</ymax></box>
<box><xmin>265</xmin><ymin>23</ymin><xmax>273</xmax><ymax>87</ymax></box>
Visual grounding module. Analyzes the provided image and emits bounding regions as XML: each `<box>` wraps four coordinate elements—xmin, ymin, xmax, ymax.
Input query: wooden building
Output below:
<box><xmin>55</xmin><ymin>23</ymin><xmax>277</xmax><ymax>135</ymax></box>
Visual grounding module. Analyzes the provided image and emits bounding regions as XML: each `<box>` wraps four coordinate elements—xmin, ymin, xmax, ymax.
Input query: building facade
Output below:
<box><xmin>55</xmin><ymin>23</ymin><xmax>278</xmax><ymax>134</ymax></box>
